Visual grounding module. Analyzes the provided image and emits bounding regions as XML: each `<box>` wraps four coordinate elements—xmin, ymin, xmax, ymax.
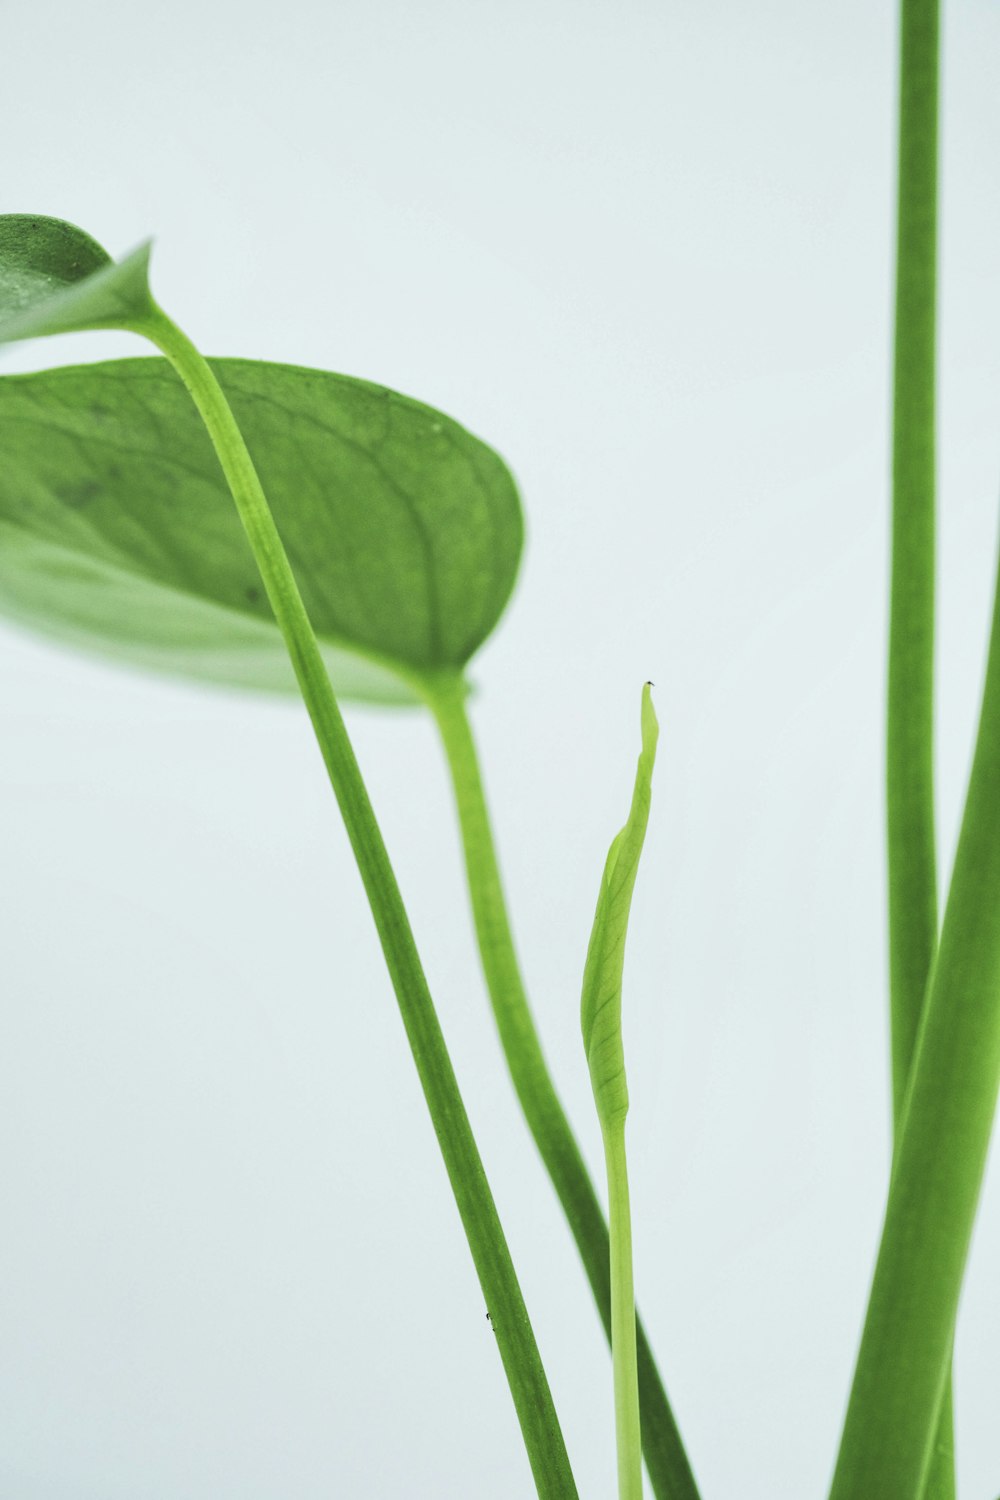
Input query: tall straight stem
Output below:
<box><xmin>134</xmin><ymin>308</ymin><xmax>578</xmax><ymax>1500</ymax></box>
<box><xmin>887</xmin><ymin>0</ymin><xmax>939</xmax><ymax>1105</ymax></box>
<box><xmin>427</xmin><ymin>676</ymin><xmax>700</xmax><ymax>1500</ymax></box>
<box><xmin>883</xmin><ymin>0</ymin><xmax>953</xmax><ymax>1493</ymax></box>
<box><xmin>828</xmin><ymin>5</ymin><xmax>1000</xmax><ymax>1470</ymax></box>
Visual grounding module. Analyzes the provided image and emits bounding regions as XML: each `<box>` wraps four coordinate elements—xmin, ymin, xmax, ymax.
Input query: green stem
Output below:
<box><xmin>131</xmin><ymin>305</ymin><xmax>578</xmax><ymax>1500</ymax></box>
<box><xmin>604</xmin><ymin>1124</ymin><xmax>643</xmax><ymax>1500</ymax></box>
<box><xmin>828</xmin><ymin>544</ymin><xmax>1000</xmax><ymax>1499</ymax></box>
<box><xmin>426</xmin><ymin>675</ymin><xmax>700</xmax><ymax>1500</ymax></box>
<box><xmin>887</xmin><ymin>0</ymin><xmax>939</xmax><ymax>1122</ymax></box>
<box><xmin>884</xmin><ymin>2</ymin><xmax>953</xmax><ymax>1497</ymax></box>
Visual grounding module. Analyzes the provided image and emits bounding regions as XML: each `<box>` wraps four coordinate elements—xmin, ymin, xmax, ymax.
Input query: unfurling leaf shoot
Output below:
<box><xmin>582</xmin><ymin>682</ymin><xmax>659</xmax><ymax>1134</ymax></box>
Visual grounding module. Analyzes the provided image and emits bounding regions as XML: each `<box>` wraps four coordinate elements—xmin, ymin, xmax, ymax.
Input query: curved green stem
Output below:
<box><xmin>884</xmin><ymin>2</ymin><xmax>952</xmax><ymax>1497</ymax></box>
<box><xmin>129</xmin><ymin>305</ymin><xmax>578</xmax><ymax>1500</ymax></box>
<box><xmin>829</xmin><ymin>544</ymin><xmax>1000</xmax><ymax>1499</ymax></box>
<box><xmin>604</xmin><ymin>1124</ymin><xmax>643</xmax><ymax>1500</ymax></box>
<box><xmin>426</xmin><ymin>675</ymin><xmax>700</xmax><ymax>1500</ymax></box>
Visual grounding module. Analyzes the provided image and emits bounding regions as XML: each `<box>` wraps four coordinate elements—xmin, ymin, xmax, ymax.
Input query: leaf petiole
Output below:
<box><xmin>604</xmin><ymin>1122</ymin><xmax>642</xmax><ymax>1500</ymax></box>
<box><xmin>123</xmin><ymin>303</ymin><xmax>579</xmax><ymax>1498</ymax></box>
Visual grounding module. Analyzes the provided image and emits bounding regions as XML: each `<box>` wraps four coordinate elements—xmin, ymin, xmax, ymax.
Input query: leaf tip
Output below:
<box><xmin>640</xmin><ymin>680</ymin><xmax>659</xmax><ymax>759</ymax></box>
<box><xmin>0</xmin><ymin>216</ymin><xmax>156</xmax><ymax>347</ymax></box>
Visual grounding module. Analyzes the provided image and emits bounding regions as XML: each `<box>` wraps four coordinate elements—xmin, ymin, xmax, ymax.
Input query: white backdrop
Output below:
<box><xmin>2</xmin><ymin>1</ymin><xmax>1000</xmax><ymax>1496</ymax></box>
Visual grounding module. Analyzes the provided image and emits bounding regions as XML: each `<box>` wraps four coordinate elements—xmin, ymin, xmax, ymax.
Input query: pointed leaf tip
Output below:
<box><xmin>0</xmin><ymin>215</ymin><xmax>154</xmax><ymax>347</ymax></box>
<box><xmin>640</xmin><ymin>680</ymin><xmax>658</xmax><ymax>762</ymax></box>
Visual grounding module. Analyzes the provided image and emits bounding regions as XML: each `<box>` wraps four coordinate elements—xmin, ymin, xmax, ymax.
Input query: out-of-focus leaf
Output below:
<box><xmin>0</xmin><ymin>358</ymin><xmax>523</xmax><ymax>705</ymax></box>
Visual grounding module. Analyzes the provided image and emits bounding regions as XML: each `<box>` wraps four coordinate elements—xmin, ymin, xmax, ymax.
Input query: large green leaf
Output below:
<box><xmin>0</xmin><ymin>358</ymin><xmax>523</xmax><ymax>704</ymax></box>
<box><xmin>0</xmin><ymin>215</ymin><xmax>154</xmax><ymax>345</ymax></box>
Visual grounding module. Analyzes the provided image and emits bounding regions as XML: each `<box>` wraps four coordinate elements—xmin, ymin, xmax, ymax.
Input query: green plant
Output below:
<box><xmin>0</xmin><ymin>203</ymin><xmax>691</xmax><ymax>1496</ymax></box>
<box><xmin>2</xmin><ymin>0</ymin><xmax>999</xmax><ymax>1494</ymax></box>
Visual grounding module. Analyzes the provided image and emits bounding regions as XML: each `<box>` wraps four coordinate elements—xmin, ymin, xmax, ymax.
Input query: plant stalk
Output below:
<box><xmin>604</xmin><ymin>1123</ymin><xmax>643</xmax><ymax>1500</ymax></box>
<box><xmin>427</xmin><ymin>675</ymin><xmax>699</xmax><ymax>1500</ymax></box>
<box><xmin>829</xmin><ymin>0</ymin><xmax>952</xmax><ymax>1493</ymax></box>
<box><xmin>828</xmin><ymin>539</ymin><xmax>1000</xmax><ymax>1498</ymax></box>
<box><xmin>131</xmin><ymin>306</ymin><xmax>578</xmax><ymax>1500</ymax></box>
<box><xmin>883</xmin><ymin>1</ymin><xmax>952</xmax><ymax>1497</ymax></box>
<box><xmin>887</xmin><ymin>0</ymin><xmax>939</xmax><ymax>1119</ymax></box>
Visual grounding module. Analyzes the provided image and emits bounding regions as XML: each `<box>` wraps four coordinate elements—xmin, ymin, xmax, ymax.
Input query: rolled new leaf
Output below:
<box><xmin>582</xmin><ymin>683</ymin><xmax>659</xmax><ymax>1132</ymax></box>
<box><xmin>581</xmin><ymin>683</ymin><xmax>658</xmax><ymax>1500</ymax></box>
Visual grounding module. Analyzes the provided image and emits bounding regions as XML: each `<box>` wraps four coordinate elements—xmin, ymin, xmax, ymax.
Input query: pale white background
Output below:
<box><xmin>2</xmin><ymin>1</ymin><xmax>1000</xmax><ymax>1496</ymax></box>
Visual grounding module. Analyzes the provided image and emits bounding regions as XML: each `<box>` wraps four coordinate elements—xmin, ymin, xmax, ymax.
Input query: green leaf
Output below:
<box><xmin>0</xmin><ymin>357</ymin><xmax>523</xmax><ymax>705</ymax></box>
<box><xmin>581</xmin><ymin>683</ymin><xmax>659</xmax><ymax>1132</ymax></box>
<box><xmin>0</xmin><ymin>215</ymin><xmax>155</xmax><ymax>345</ymax></box>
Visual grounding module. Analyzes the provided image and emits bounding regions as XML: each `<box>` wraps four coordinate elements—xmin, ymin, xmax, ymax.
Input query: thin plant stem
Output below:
<box><xmin>427</xmin><ymin>674</ymin><xmax>700</xmax><ymax>1500</ymax></box>
<box><xmin>604</xmin><ymin>1123</ymin><xmax>643</xmax><ymax>1500</ymax></box>
<box><xmin>129</xmin><ymin>305</ymin><xmax>579</xmax><ymax>1500</ymax></box>
<box><xmin>886</xmin><ymin>0</ymin><xmax>939</xmax><ymax>1124</ymax></box>
<box><xmin>828</xmin><ymin>543</ymin><xmax>1000</xmax><ymax>1498</ymax></box>
<box><xmin>884</xmin><ymin>0</ymin><xmax>953</xmax><ymax>1494</ymax></box>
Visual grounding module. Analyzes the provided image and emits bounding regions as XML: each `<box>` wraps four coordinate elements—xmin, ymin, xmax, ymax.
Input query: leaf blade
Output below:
<box><xmin>0</xmin><ymin>356</ymin><xmax>522</xmax><ymax>704</ymax></box>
